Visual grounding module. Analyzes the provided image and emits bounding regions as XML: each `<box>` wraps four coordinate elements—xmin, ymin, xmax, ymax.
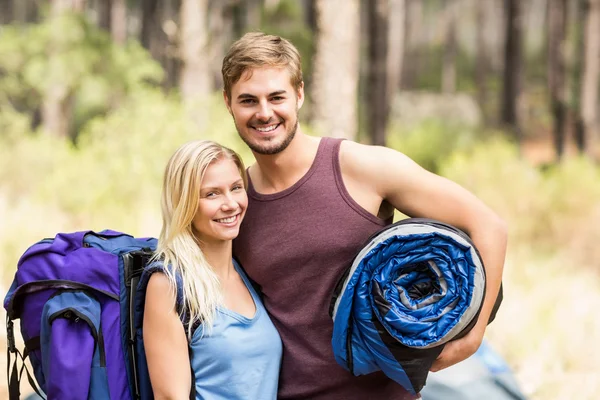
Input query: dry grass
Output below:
<box><xmin>487</xmin><ymin>248</ymin><xmax>600</xmax><ymax>399</ymax></box>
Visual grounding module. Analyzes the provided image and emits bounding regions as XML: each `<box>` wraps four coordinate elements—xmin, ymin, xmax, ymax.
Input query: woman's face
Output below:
<box><xmin>192</xmin><ymin>158</ymin><xmax>247</xmax><ymax>244</ymax></box>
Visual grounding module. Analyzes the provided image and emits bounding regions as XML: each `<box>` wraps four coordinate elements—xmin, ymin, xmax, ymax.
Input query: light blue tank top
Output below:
<box><xmin>189</xmin><ymin>260</ymin><xmax>282</xmax><ymax>400</ymax></box>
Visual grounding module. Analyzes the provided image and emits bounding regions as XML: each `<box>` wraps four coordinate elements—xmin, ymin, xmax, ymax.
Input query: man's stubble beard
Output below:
<box><xmin>236</xmin><ymin>118</ymin><xmax>299</xmax><ymax>156</ymax></box>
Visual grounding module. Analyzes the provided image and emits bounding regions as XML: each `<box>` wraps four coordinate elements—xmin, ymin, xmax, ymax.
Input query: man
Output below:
<box><xmin>224</xmin><ymin>32</ymin><xmax>507</xmax><ymax>400</ymax></box>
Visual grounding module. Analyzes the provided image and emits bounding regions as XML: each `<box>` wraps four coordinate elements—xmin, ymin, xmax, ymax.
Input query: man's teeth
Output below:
<box><xmin>215</xmin><ymin>216</ymin><xmax>236</xmax><ymax>223</ymax></box>
<box><xmin>256</xmin><ymin>124</ymin><xmax>278</xmax><ymax>132</ymax></box>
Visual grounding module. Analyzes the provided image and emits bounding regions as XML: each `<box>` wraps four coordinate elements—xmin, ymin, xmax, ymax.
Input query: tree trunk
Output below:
<box><xmin>140</xmin><ymin>0</ymin><xmax>159</xmax><ymax>50</ymax></box>
<box><xmin>525</xmin><ymin>0</ymin><xmax>548</xmax><ymax>56</ymax></box>
<box><xmin>367</xmin><ymin>0</ymin><xmax>390</xmax><ymax>146</ymax></box>
<box><xmin>24</xmin><ymin>0</ymin><xmax>42</xmax><ymax>22</ymax></box>
<box><xmin>42</xmin><ymin>86</ymin><xmax>74</xmax><ymax>139</ymax></box>
<box><xmin>12</xmin><ymin>0</ymin><xmax>44</xmax><ymax>23</ymax></box>
<box><xmin>111</xmin><ymin>0</ymin><xmax>127</xmax><ymax>44</ymax></box>
<box><xmin>442</xmin><ymin>0</ymin><xmax>458</xmax><ymax>93</ymax></box>
<box><xmin>97</xmin><ymin>0</ymin><xmax>111</xmax><ymax>31</ymax></box>
<box><xmin>475</xmin><ymin>0</ymin><xmax>488</xmax><ymax>120</ymax></box>
<box><xmin>42</xmin><ymin>0</ymin><xmax>80</xmax><ymax>138</ymax></box>
<box><xmin>0</xmin><ymin>0</ymin><xmax>14</xmax><ymax>24</ymax></box>
<box><xmin>572</xmin><ymin>0</ymin><xmax>586</xmax><ymax>152</ymax></box>
<box><xmin>387</xmin><ymin>0</ymin><xmax>405</xmax><ymax>97</ymax></box>
<box><xmin>501</xmin><ymin>0</ymin><xmax>523</xmax><ymax>143</ymax></box>
<box><xmin>161</xmin><ymin>0</ymin><xmax>180</xmax><ymax>90</ymax></box>
<box><xmin>303</xmin><ymin>0</ymin><xmax>317</xmax><ymax>32</ymax></box>
<box><xmin>580</xmin><ymin>0</ymin><xmax>600</xmax><ymax>159</ymax></box>
<box><xmin>207</xmin><ymin>1</ymin><xmax>234</xmax><ymax>91</ymax></box>
<box><xmin>547</xmin><ymin>0</ymin><xmax>568</xmax><ymax>160</ymax></box>
<box><xmin>311</xmin><ymin>0</ymin><xmax>360</xmax><ymax>139</ymax></box>
<box><xmin>179</xmin><ymin>0</ymin><xmax>211</xmax><ymax>103</ymax></box>
<box><xmin>243</xmin><ymin>0</ymin><xmax>262</xmax><ymax>31</ymax></box>
<box><xmin>402</xmin><ymin>0</ymin><xmax>423</xmax><ymax>89</ymax></box>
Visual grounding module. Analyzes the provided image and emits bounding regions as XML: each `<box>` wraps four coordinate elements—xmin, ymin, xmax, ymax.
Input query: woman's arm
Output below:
<box><xmin>144</xmin><ymin>273</ymin><xmax>192</xmax><ymax>400</ymax></box>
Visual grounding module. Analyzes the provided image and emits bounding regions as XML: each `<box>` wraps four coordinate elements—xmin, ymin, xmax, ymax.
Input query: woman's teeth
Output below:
<box><xmin>215</xmin><ymin>216</ymin><xmax>236</xmax><ymax>223</ymax></box>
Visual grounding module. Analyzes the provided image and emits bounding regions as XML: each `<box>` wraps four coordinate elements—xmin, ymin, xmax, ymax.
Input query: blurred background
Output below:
<box><xmin>1</xmin><ymin>0</ymin><xmax>599</xmax><ymax>399</ymax></box>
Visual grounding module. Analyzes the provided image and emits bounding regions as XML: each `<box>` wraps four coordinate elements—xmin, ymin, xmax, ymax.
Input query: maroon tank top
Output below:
<box><xmin>233</xmin><ymin>137</ymin><xmax>418</xmax><ymax>399</ymax></box>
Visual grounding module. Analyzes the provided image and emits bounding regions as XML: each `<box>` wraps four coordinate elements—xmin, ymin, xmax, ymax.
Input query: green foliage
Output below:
<box><xmin>439</xmin><ymin>137</ymin><xmax>541</xmax><ymax>223</ymax></box>
<box><xmin>0</xmin><ymin>129</ymin><xmax>75</xmax><ymax>200</ymax></box>
<box><xmin>0</xmin><ymin>86</ymin><xmax>253</xmax><ymax>281</ymax></box>
<box><xmin>439</xmin><ymin>137</ymin><xmax>600</xmax><ymax>262</ymax></box>
<box><xmin>0</xmin><ymin>12</ymin><xmax>163</xmax><ymax>139</ymax></box>
<box><xmin>386</xmin><ymin>119</ymin><xmax>479</xmax><ymax>173</ymax></box>
<box><xmin>0</xmin><ymin>85</ymin><xmax>251</xmax><ymax>229</ymax></box>
<box><xmin>0</xmin><ymin>106</ymin><xmax>31</xmax><ymax>143</ymax></box>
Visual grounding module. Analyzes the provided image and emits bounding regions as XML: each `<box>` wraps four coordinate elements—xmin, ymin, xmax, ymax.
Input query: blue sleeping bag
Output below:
<box><xmin>330</xmin><ymin>218</ymin><xmax>502</xmax><ymax>395</ymax></box>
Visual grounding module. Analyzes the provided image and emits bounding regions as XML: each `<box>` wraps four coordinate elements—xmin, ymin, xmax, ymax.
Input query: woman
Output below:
<box><xmin>143</xmin><ymin>140</ymin><xmax>282</xmax><ymax>400</ymax></box>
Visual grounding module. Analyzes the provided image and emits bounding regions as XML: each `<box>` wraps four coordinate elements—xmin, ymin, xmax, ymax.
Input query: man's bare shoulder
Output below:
<box><xmin>339</xmin><ymin>140</ymin><xmax>412</xmax><ymax>177</ymax></box>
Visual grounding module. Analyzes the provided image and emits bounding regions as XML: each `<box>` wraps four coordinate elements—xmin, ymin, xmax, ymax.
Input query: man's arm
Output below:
<box><xmin>343</xmin><ymin>142</ymin><xmax>507</xmax><ymax>371</ymax></box>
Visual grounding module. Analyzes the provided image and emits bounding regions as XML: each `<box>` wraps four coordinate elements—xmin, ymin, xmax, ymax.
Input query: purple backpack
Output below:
<box><xmin>4</xmin><ymin>230</ymin><xmax>158</xmax><ymax>400</ymax></box>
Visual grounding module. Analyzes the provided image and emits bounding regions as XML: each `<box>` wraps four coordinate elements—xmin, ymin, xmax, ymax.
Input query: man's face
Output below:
<box><xmin>224</xmin><ymin>67</ymin><xmax>304</xmax><ymax>155</ymax></box>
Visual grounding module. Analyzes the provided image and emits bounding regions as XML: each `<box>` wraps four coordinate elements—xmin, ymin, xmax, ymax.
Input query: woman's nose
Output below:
<box><xmin>221</xmin><ymin>194</ymin><xmax>237</xmax><ymax>210</ymax></box>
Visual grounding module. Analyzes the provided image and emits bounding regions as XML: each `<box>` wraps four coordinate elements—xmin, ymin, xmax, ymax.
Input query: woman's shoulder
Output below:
<box><xmin>146</xmin><ymin>273</ymin><xmax>175</xmax><ymax>300</ymax></box>
<box><xmin>141</xmin><ymin>260</ymin><xmax>186</xmax><ymax>313</ymax></box>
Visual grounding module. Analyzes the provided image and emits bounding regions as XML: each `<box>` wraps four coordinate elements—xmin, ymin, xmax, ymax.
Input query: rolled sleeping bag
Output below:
<box><xmin>330</xmin><ymin>218</ymin><xmax>503</xmax><ymax>395</ymax></box>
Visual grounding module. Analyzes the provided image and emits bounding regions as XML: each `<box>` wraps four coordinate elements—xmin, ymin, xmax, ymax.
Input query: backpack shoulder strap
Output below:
<box><xmin>6</xmin><ymin>317</ymin><xmax>46</xmax><ymax>400</ymax></box>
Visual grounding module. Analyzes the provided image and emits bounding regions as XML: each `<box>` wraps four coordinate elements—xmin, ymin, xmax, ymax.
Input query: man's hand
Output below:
<box><xmin>429</xmin><ymin>327</ymin><xmax>484</xmax><ymax>372</ymax></box>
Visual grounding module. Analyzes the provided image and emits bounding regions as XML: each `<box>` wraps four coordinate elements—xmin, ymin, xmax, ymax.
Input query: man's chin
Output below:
<box><xmin>238</xmin><ymin>120</ymin><xmax>297</xmax><ymax>155</ymax></box>
<box><xmin>248</xmin><ymin>142</ymin><xmax>287</xmax><ymax>155</ymax></box>
<box><xmin>243</xmin><ymin>134</ymin><xmax>294</xmax><ymax>155</ymax></box>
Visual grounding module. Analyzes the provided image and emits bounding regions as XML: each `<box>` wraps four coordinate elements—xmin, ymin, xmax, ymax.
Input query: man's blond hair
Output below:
<box><xmin>222</xmin><ymin>32</ymin><xmax>303</xmax><ymax>99</ymax></box>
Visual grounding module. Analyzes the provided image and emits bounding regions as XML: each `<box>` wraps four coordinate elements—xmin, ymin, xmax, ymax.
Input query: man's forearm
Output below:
<box><xmin>470</xmin><ymin>217</ymin><xmax>508</xmax><ymax>332</ymax></box>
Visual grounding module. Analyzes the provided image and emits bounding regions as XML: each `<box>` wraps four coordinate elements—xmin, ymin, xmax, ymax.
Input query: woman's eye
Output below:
<box><xmin>232</xmin><ymin>185</ymin><xmax>244</xmax><ymax>191</ymax></box>
<box><xmin>205</xmin><ymin>192</ymin><xmax>217</xmax><ymax>198</ymax></box>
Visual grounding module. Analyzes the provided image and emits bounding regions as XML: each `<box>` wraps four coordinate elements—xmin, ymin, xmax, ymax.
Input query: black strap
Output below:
<box><xmin>6</xmin><ymin>318</ymin><xmax>46</xmax><ymax>400</ymax></box>
<box><xmin>24</xmin><ymin>336</ymin><xmax>40</xmax><ymax>352</ymax></box>
<box><xmin>19</xmin><ymin>348</ymin><xmax>46</xmax><ymax>399</ymax></box>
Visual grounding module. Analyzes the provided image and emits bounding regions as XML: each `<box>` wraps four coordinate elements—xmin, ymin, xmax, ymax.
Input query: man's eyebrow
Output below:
<box><xmin>268</xmin><ymin>90</ymin><xmax>287</xmax><ymax>96</ymax></box>
<box><xmin>237</xmin><ymin>90</ymin><xmax>288</xmax><ymax>100</ymax></box>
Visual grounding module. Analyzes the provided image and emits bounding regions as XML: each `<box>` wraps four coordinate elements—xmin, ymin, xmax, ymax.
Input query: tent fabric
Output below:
<box><xmin>331</xmin><ymin>218</ymin><xmax>500</xmax><ymax>395</ymax></box>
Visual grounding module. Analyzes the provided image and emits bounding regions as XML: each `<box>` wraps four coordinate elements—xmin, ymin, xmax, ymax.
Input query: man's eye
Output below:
<box><xmin>272</xmin><ymin>96</ymin><xmax>284</xmax><ymax>101</ymax></box>
<box><xmin>240</xmin><ymin>99</ymin><xmax>255</xmax><ymax>104</ymax></box>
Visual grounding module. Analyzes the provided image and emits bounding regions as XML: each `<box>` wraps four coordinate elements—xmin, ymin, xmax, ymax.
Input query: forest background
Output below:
<box><xmin>1</xmin><ymin>0</ymin><xmax>600</xmax><ymax>399</ymax></box>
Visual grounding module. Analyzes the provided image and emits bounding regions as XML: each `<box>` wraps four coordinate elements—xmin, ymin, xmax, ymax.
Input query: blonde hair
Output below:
<box><xmin>154</xmin><ymin>140</ymin><xmax>246</xmax><ymax>337</ymax></box>
<box><xmin>222</xmin><ymin>32</ymin><xmax>303</xmax><ymax>99</ymax></box>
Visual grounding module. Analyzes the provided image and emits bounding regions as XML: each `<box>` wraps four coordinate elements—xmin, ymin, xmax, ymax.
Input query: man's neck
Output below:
<box><xmin>250</xmin><ymin>130</ymin><xmax>321</xmax><ymax>194</ymax></box>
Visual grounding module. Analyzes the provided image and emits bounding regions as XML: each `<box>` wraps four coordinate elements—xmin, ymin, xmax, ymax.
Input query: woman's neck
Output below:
<box><xmin>199</xmin><ymin>240</ymin><xmax>235</xmax><ymax>281</ymax></box>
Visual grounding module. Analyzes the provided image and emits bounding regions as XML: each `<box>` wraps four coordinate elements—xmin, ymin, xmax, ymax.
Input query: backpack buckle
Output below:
<box><xmin>6</xmin><ymin>319</ymin><xmax>16</xmax><ymax>353</ymax></box>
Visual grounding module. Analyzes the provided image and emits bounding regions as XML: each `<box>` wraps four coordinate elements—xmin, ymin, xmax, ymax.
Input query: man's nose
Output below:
<box><xmin>255</xmin><ymin>101</ymin><xmax>273</xmax><ymax>122</ymax></box>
